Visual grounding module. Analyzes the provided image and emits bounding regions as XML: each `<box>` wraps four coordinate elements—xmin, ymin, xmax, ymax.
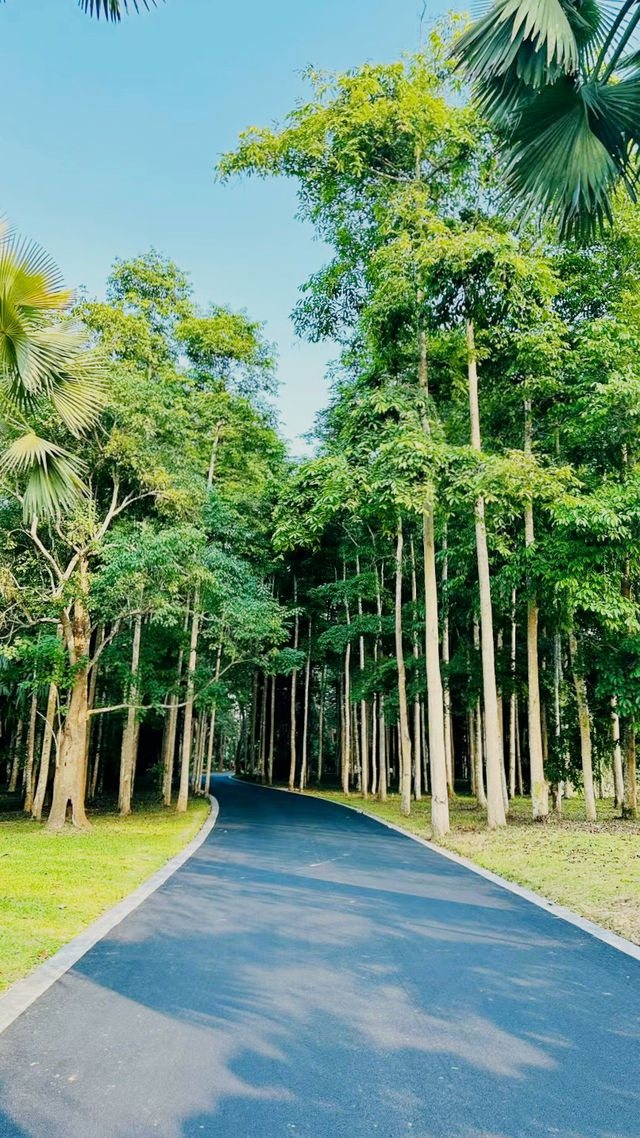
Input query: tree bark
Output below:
<box><xmin>441</xmin><ymin>527</ymin><xmax>454</xmax><ymax>798</ymax></box>
<box><xmin>395</xmin><ymin>519</ymin><xmax>412</xmax><ymax>816</ymax></box>
<box><xmin>8</xmin><ymin>718</ymin><xmax>23</xmax><ymax>793</ymax></box>
<box><xmin>569</xmin><ymin>631</ymin><xmax>597</xmax><ymax>822</ymax></box>
<box><xmin>356</xmin><ymin>555</ymin><xmax>369</xmax><ymax>798</ymax></box>
<box><xmin>177</xmin><ymin>590</ymin><xmax>200</xmax><ymax>813</ymax></box>
<box><xmin>623</xmin><ymin>721</ymin><xmax>637</xmax><ymax>819</ymax></box>
<box><xmin>23</xmin><ymin>691</ymin><xmax>38</xmax><ymax>815</ymax></box>
<box><xmin>509</xmin><ymin>591</ymin><xmax>517</xmax><ymax>799</ymax></box>
<box><xmin>299</xmin><ymin>621</ymin><xmax>312</xmax><ymax>790</ymax></box>
<box><xmin>611</xmin><ymin>699</ymin><xmax>624</xmax><ymax>810</ymax></box>
<box><xmin>467</xmin><ymin>320</ymin><xmax>506</xmax><ymax>829</ymax></box>
<box><xmin>33</xmin><ymin>682</ymin><xmax>57</xmax><ymax>820</ymax></box>
<box><xmin>342</xmin><ymin>565</ymin><xmax>352</xmax><ymax>795</ymax></box>
<box><xmin>118</xmin><ymin>612</ymin><xmax>142</xmax><ymax>816</ymax></box>
<box><xmin>289</xmin><ymin>577</ymin><xmax>299</xmax><ymax>791</ymax></box>
<box><xmin>267</xmin><ymin>674</ymin><xmax>276</xmax><ymax>784</ymax></box>
<box><xmin>409</xmin><ymin>537</ymin><xmax>422</xmax><ymax>802</ymax></box>
<box><xmin>47</xmin><ymin>555</ymin><xmax>92</xmax><ymax>832</ymax></box>
<box><xmin>524</xmin><ymin>401</ymin><xmax>548</xmax><ymax>820</ymax></box>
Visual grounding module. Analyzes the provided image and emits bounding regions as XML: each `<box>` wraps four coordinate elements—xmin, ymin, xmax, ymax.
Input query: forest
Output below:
<box><xmin>2</xmin><ymin>21</ymin><xmax>640</xmax><ymax>845</ymax></box>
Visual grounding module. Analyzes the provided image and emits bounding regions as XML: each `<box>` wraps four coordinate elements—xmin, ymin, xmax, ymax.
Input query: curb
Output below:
<box><xmin>240</xmin><ymin>779</ymin><xmax>640</xmax><ymax>965</ymax></box>
<box><xmin>0</xmin><ymin>794</ymin><xmax>219</xmax><ymax>1037</ymax></box>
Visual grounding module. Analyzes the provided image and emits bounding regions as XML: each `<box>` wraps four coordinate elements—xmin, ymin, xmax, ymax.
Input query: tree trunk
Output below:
<box><xmin>569</xmin><ymin>631</ymin><xmax>597</xmax><ymax>822</ymax></box>
<box><xmin>89</xmin><ymin>704</ymin><xmax>104</xmax><ymax>802</ymax></box>
<box><xmin>267</xmin><ymin>674</ymin><xmax>276</xmax><ymax>784</ymax></box>
<box><xmin>299</xmin><ymin>621</ymin><xmax>312</xmax><ymax>791</ymax></box>
<box><xmin>611</xmin><ymin>699</ymin><xmax>624</xmax><ymax>811</ymax></box>
<box><xmin>623</xmin><ymin>721</ymin><xmax>637</xmax><ymax>819</ymax></box>
<box><xmin>119</xmin><ymin>612</ymin><xmax>142</xmax><ymax>816</ymax></box>
<box><xmin>524</xmin><ymin>401</ymin><xmax>548</xmax><ymax>820</ymax></box>
<box><xmin>8</xmin><ymin>718</ymin><xmax>23</xmax><ymax>793</ymax></box>
<box><xmin>177</xmin><ymin>590</ymin><xmax>200</xmax><ymax>813</ymax></box>
<box><xmin>289</xmin><ymin>577</ymin><xmax>299</xmax><ymax>792</ymax></box>
<box><xmin>33</xmin><ymin>682</ymin><xmax>57</xmax><ymax>820</ymax></box>
<box><xmin>342</xmin><ymin>565</ymin><xmax>352</xmax><ymax>796</ymax></box>
<box><xmin>204</xmin><ymin>641</ymin><xmax>223</xmax><ymax>794</ymax></box>
<box><xmin>395</xmin><ymin>519</ymin><xmax>412</xmax><ymax>816</ymax></box>
<box><xmin>47</xmin><ymin>556</ymin><xmax>92</xmax><ymax>832</ymax></box>
<box><xmin>23</xmin><ymin>691</ymin><xmax>38</xmax><ymax>815</ymax></box>
<box><xmin>317</xmin><ymin>667</ymin><xmax>325</xmax><ymax>785</ymax></box>
<box><xmin>509</xmin><ymin>591</ymin><xmax>517</xmax><ymax>799</ymax></box>
<box><xmin>467</xmin><ymin>320</ymin><xmax>506</xmax><ymax>829</ymax></box>
<box><xmin>356</xmin><ymin>556</ymin><xmax>369</xmax><ymax>799</ymax></box>
<box><xmin>378</xmin><ymin>697</ymin><xmax>387</xmax><ymax>801</ymax></box>
<box><xmin>409</xmin><ymin>537</ymin><xmax>422</xmax><ymax>802</ymax></box>
<box><xmin>441</xmin><ymin>527</ymin><xmax>454</xmax><ymax>798</ymax></box>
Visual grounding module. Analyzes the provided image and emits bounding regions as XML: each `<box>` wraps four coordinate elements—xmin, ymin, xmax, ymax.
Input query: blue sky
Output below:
<box><xmin>2</xmin><ymin>0</ymin><xmax>441</xmax><ymax>452</ymax></box>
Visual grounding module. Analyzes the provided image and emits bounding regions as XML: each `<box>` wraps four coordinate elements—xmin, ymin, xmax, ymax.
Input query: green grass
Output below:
<box><xmin>308</xmin><ymin>789</ymin><xmax>640</xmax><ymax>945</ymax></box>
<box><xmin>0</xmin><ymin>795</ymin><xmax>210</xmax><ymax>991</ymax></box>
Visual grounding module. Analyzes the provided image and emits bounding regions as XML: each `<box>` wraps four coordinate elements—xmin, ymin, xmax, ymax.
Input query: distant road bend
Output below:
<box><xmin>0</xmin><ymin>776</ymin><xmax>639</xmax><ymax>1137</ymax></box>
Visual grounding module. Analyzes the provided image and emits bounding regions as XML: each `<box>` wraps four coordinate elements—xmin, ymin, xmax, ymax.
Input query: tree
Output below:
<box><xmin>0</xmin><ymin>227</ymin><xmax>104</xmax><ymax>517</ymax></box>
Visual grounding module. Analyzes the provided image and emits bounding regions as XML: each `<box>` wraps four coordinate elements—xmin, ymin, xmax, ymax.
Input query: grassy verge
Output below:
<box><xmin>308</xmin><ymin>789</ymin><xmax>640</xmax><ymax>945</ymax></box>
<box><xmin>0</xmin><ymin>796</ymin><xmax>210</xmax><ymax>991</ymax></box>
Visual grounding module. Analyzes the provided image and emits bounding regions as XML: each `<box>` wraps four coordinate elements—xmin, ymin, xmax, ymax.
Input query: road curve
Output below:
<box><xmin>0</xmin><ymin>776</ymin><xmax>639</xmax><ymax>1138</ymax></box>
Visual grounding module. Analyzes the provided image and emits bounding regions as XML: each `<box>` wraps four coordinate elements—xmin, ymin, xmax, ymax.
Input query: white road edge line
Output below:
<box><xmin>239</xmin><ymin>778</ymin><xmax>640</xmax><ymax>965</ymax></box>
<box><xmin>0</xmin><ymin>795</ymin><xmax>220</xmax><ymax>1037</ymax></box>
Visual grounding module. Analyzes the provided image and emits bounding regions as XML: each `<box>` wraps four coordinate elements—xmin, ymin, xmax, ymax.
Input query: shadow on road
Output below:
<box><xmin>0</xmin><ymin>777</ymin><xmax>639</xmax><ymax>1137</ymax></box>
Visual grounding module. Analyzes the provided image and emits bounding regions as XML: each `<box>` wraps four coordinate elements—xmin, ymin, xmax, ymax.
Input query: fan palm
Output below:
<box><xmin>0</xmin><ymin>227</ymin><xmax>104</xmax><ymax>518</ymax></box>
<box><xmin>78</xmin><ymin>1</ymin><xmax>159</xmax><ymax>18</ymax></box>
<box><xmin>1</xmin><ymin>1</ymin><xmax>160</xmax><ymax>21</ymax></box>
<box><xmin>453</xmin><ymin>0</ymin><xmax>640</xmax><ymax>239</ymax></box>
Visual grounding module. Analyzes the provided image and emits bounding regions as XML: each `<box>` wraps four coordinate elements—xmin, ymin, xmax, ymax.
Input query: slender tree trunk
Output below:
<box><xmin>267</xmin><ymin>674</ymin><xmax>276</xmax><ymax>784</ymax></box>
<box><xmin>509</xmin><ymin>591</ymin><xmax>517</xmax><ymax>799</ymax></box>
<box><xmin>177</xmin><ymin>590</ymin><xmax>200</xmax><ymax>813</ymax></box>
<box><xmin>441</xmin><ymin>527</ymin><xmax>454</xmax><ymax>798</ymax></box>
<box><xmin>299</xmin><ymin>621</ymin><xmax>312</xmax><ymax>791</ymax></box>
<box><xmin>356</xmin><ymin>556</ymin><xmax>369</xmax><ymax>798</ymax></box>
<box><xmin>523</xmin><ymin>401</ymin><xmax>548</xmax><ymax>820</ymax></box>
<box><xmin>204</xmin><ymin>641</ymin><xmax>223</xmax><ymax>794</ymax></box>
<box><xmin>395</xmin><ymin>519</ymin><xmax>412</xmax><ymax>816</ymax></box>
<box><xmin>611</xmin><ymin>699</ymin><xmax>624</xmax><ymax>810</ymax></box>
<box><xmin>467</xmin><ymin>320</ymin><xmax>505</xmax><ymax>829</ymax></box>
<box><xmin>289</xmin><ymin>577</ymin><xmax>299</xmax><ymax>791</ymax></box>
<box><xmin>119</xmin><ymin>612</ymin><xmax>142</xmax><ymax>816</ymax></box>
<box><xmin>569</xmin><ymin>631</ymin><xmax>597</xmax><ymax>822</ymax></box>
<box><xmin>8</xmin><ymin>718</ymin><xmax>23</xmax><ymax>793</ymax></box>
<box><xmin>417</xmin><ymin>322</ymin><xmax>449</xmax><ymax>837</ymax></box>
<box><xmin>623</xmin><ymin>721</ymin><xmax>637</xmax><ymax>819</ymax></box>
<box><xmin>90</xmin><ymin>706</ymin><xmax>104</xmax><ymax>802</ymax></box>
<box><xmin>23</xmin><ymin>691</ymin><xmax>38</xmax><ymax>815</ymax></box>
<box><xmin>317</xmin><ymin>666</ymin><xmax>325</xmax><ymax>784</ymax></box>
<box><xmin>342</xmin><ymin>565</ymin><xmax>352</xmax><ymax>795</ymax></box>
<box><xmin>409</xmin><ymin>537</ymin><xmax>422</xmax><ymax>802</ymax></box>
<box><xmin>378</xmin><ymin>697</ymin><xmax>387</xmax><ymax>801</ymax></box>
<box><xmin>33</xmin><ymin>682</ymin><xmax>58</xmax><ymax>820</ymax></box>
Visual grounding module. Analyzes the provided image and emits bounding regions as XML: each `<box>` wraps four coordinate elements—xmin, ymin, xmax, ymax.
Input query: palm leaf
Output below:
<box><xmin>453</xmin><ymin>0</ymin><xmax>579</xmax><ymax>85</ymax></box>
<box><xmin>0</xmin><ymin>433</ymin><xmax>86</xmax><ymax>519</ymax></box>
<box><xmin>78</xmin><ymin>0</ymin><xmax>158</xmax><ymax>19</ymax></box>
<box><xmin>503</xmin><ymin>77</ymin><xmax>622</xmax><ymax>237</ymax></box>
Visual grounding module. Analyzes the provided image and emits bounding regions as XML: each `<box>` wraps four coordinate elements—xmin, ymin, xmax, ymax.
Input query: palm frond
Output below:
<box><xmin>453</xmin><ymin>0</ymin><xmax>579</xmax><ymax>85</ymax></box>
<box><xmin>78</xmin><ymin>0</ymin><xmax>158</xmax><ymax>20</ymax></box>
<box><xmin>0</xmin><ymin>433</ymin><xmax>86</xmax><ymax>519</ymax></box>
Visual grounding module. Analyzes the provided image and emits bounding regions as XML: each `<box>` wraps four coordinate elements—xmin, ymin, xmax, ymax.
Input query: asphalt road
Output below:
<box><xmin>0</xmin><ymin>776</ymin><xmax>639</xmax><ymax>1138</ymax></box>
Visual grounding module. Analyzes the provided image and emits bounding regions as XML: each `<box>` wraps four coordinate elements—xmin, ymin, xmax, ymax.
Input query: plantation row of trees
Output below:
<box><xmin>222</xmin><ymin>31</ymin><xmax>640</xmax><ymax>836</ymax></box>
<box><xmin>2</xmin><ymin>15</ymin><xmax>640</xmax><ymax>835</ymax></box>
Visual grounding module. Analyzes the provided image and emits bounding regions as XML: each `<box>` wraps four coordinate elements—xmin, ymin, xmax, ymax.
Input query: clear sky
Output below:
<box><xmin>2</xmin><ymin>0</ymin><xmax>440</xmax><ymax>452</ymax></box>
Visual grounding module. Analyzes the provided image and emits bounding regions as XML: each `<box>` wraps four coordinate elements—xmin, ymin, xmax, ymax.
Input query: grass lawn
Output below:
<box><xmin>0</xmin><ymin>795</ymin><xmax>210</xmax><ymax>992</ymax></box>
<box><xmin>309</xmin><ymin>789</ymin><xmax>640</xmax><ymax>945</ymax></box>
